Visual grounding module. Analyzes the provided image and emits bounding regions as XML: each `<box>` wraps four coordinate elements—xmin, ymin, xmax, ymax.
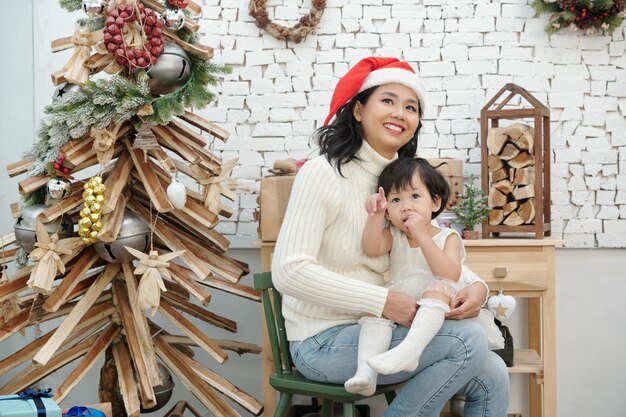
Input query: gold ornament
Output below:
<box><xmin>78</xmin><ymin>175</ymin><xmax>107</xmax><ymax>245</ymax></box>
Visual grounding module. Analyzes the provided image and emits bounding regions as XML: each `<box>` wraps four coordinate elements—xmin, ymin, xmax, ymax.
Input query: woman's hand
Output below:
<box><xmin>382</xmin><ymin>290</ymin><xmax>418</xmax><ymax>327</ymax></box>
<box><xmin>446</xmin><ymin>282</ymin><xmax>487</xmax><ymax>320</ymax></box>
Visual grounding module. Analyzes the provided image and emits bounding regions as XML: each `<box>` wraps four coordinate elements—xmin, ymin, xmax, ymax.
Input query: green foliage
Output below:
<box><xmin>59</xmin><ymin>0</ymin><xmax>82</xmax><ymax>12</ymax></box>
<box><xmin>532</xmin><ymin>0</ymin><xmax>625</xmax><ymax>35</ymax></box>
<box><xmin>451</xmin><ymin>175</ymin><xmax>491</xmax><ymax>230</ymax></box>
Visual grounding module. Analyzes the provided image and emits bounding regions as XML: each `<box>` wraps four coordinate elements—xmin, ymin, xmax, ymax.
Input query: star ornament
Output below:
<box><xmin>125</xmin><ymin>246</ymin><xmax>185</xmax><ymax>316</ymax></box>
<box><xmin>27</xmin><ymin>221</ymin><xmax>83</xmax><ymax>294</ymax></box>
<box><xmin>487</xmin><ymin>291</ymin><xmax>517</xmax><ymax>321</ymax></box>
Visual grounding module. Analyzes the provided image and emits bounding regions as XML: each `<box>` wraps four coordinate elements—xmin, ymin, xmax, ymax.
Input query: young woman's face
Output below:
<box><xmin>352</xmin><ymin>83</ymin><xmax>421</xmax><ymax>159</ymax></box>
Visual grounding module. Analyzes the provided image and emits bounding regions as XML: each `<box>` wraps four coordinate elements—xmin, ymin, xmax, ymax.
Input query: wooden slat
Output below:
<box><xmin>0</xmin><ymin>316</ymin><xmax>110</xmax><ymax>378</ymax></box>
<box><xmin>162</xmin><ymin>30</ymin><xmax>213</xmax><ymax>59</ymax></box>
<box><xmin>112</xmin><ymin>279</ymin><xmax>157</xmax><ymax>409</ymax></box>
<box><xmin>98</xmin><ymin>192</ymin><xmax>128</xmax><ymax>242</ymax></box>
<box><xmin>38</xmin><ymin>195</ymin><xmax>83</xmax><ymax>223</ymax></box>
<box><xmin>161</xmin><ymin>124</ymin><xmax>221</xmax><ymax>171</ymax></box>
<box><xmin>154</xmin><ymin>336</ymin><xmax>241</xmax><ymax>417</ymax></box>
<box><xmin>0</xmin><ymin>334</ymin><xmax>97</xmax><ymax>395</ymax></box>
<box><xmin>197</xmin><ymin>275</ymin><xmax>261</xmax><ymax>302</ymax></box>
<box><xmin>33</xmin><ymin>264</ymin><xmax>120</xmax><ymax>365</ymax></box>
<box><xmin>51</xmin><ymin>36</ymin><xmax>73</xmax><ymax>52</ymax></box>
<box><xmin>161</xmin><ymin>335</ymin><xmax>261</xmax><ymax>355</ymax></box>
<box><xmin>121</xmin><ymin>262</ymin><xmax>162</xmax><ymax>386</ymax></box>
<box><xmin>169</xmin><ymin>262</ymin><xmax>212</xmax><ymax>306</ymax></box>
<box><xmin>162</xmin><ymin>291</ymin><xmax>236</xmax><ymax>333</ymax></box>
<box><xmin>18</xmin><ymin>175</ymin><xmax>48</xmax><ymax>195</ymax></box>
<box><xmin>159</xmin><ymin>300</ymin><xmax>228</xmax><ymax>363</ymax></box>
<box><xmin>6</xmin><ymin>160</ymin><xmax>32</xmax><ymax>177</ymax></box>
<box><xmin>43</xmin><ymin>247</ymin><xmax>100</xmax><ymax>312</ymax></box>
<box><xmin>179</xmin><ymin>350</ymin><xmax>263</xmax><ymax>415</ymax></box>
<box><xmin>102</xmin><ymin>152</ymin><xmax>133</xmax><ymax>214</ymax></box>
<box><xmin>54</xmin><ymin>323</ymin><xmax>121</xmax><ymax>402</ymax></box>
<box><xmin>178</xmin><ymin>111</ymin><xmax>229</xmax><ymax>142</ymax></box>
<box><xmin>126</xmin><ymin>140</ymin><xmax>174</xmax><ymax>213</ymax></box>
<box><xmin>112</xmin><ymin>340</ymin><xmax>141</xmax><ymax>417</ymax></box>
<box><xmin>148</xmin><ymin>147</ymin><xmax>177</xmax><ymax>174</ymax></box>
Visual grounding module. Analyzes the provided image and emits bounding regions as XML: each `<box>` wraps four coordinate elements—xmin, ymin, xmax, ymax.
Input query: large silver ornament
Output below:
<box><xmin>53</xmin><ymin>83</ymin><xmax>81</xmax><ymax>101</ymax></box>
<box><xmin>47</xmin><ymin>178</ymin><xmax>72</xmax><ymax>200</ymax></box>
<box><xmin>162</xmin><ymin>8</ymin><xmax>185</xmax><ymax>31</ymax></box>
<box><xmin>93</xmin><ymin>211</ymin><xmax>150</xmax><ymax>263</ymax></box>
<box><xmin>141</xmin><ymin>363</ymin><xmax>175</xmax><ymax>412</ymax></box>
<box><xmin>14</xmin><ymin>205</ymin><xmax>75</xmax><ymax>254</ymax></box>
<box><xmin>82</xmin><ymin>0</ymin><xmax>106</xmax><ymax>17</ymax></box>
<box><xmin>146</xmin><ymin>42</ymin><xmax>191</xmax><ymax>95</ymax></box>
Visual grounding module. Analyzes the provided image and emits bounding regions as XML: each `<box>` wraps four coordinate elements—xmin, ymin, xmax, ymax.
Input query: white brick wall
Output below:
<box><xmin>202</xmin><ymin>0</ymin><xmax>626</xmax><ymax>248</ymax></box>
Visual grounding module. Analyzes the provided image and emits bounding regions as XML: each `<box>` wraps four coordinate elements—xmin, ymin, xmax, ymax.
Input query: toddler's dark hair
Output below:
<box><xmin>377</xmin><ymin>157</ymin><xmax>450</xmax><ymax>219</ymax></box>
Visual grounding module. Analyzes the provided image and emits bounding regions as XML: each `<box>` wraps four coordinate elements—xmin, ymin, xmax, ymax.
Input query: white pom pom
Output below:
<box><xmin>167</xmin><ymin>178</ymin><xmax>187</xmax><ymax>209</ymax></box>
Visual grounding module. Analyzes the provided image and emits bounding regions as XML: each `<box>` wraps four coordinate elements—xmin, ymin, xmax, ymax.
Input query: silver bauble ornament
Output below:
<box><xmin>82</xmin><ymin>0</ymin><xmax>106</xmax><ymax>17</ymax></box>
<box><xmin>53</xmin><ymin>83</ymin><xmax>81</xmax><ymax>101</ymax></box>
<box><xmin>47</xmin><ymin>178</ymin><xmax>72</xmax><ymax>200</ymax></box>
<box><xmin>146</xmin><ymin>42</ymin><xmax>191</xmax><ymax>95</ymax></box>
<box><xmin>166</xmin><ymin>178</ymin><xmax>187</xmax><ymax>209</ymax></box>
<box><xmin>93</xmin><ymin>211</ymin><xmax>149</xmax><ymax>263</ymax></box>
<box><xmin>141</xmin><ymin>363</ymin><xmax>175</xmax><ymax>412</ymax></box>
<box><xmin>14</xmin><ymin>205</ymin><xmax>75</xmax><ymax>254</ymax></box>
<box><xmin>162</xmin><ymin>8</ymin><xmax>185</xmax><ymax>31</ymax></box>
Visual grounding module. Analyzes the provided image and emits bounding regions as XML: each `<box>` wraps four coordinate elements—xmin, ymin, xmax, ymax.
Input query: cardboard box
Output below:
<box><xmin>427</xmin><ymin>158</ymin><xmax>463</xmax><ymax>211</ymax></box>
<box><xmin>0</xmin><ymin>393</ymin><xmax>61</xmax><ymax>417</ymax></box>
<box><xmin>259</xmin><ymin>174</ymin><xmax>296</xmax><ymax>242</ymax></box>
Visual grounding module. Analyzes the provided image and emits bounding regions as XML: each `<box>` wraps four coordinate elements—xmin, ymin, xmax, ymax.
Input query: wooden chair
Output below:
<box><xmin>253</xmin><ymin>271</ymin><xmax>403</xmax><ymax>417</ymax></box>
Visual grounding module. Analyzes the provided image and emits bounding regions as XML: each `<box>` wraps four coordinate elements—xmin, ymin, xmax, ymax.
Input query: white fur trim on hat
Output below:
<box><xmin>358</xmin><ymin>67</ymin><xmax>426</xmax><ymax>113</ymax></box>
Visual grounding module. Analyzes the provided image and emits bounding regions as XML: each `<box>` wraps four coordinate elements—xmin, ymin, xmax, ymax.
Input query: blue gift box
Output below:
<box><xmin>0</xmin><ymin>389</ymin><xmax>61</xmax><ymax>417</ymax></box>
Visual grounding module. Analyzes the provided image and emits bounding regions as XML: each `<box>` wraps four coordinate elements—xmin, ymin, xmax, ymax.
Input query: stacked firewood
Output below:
<box><xmin>486</xmin><ymin>123</ymin><xmax>536</xmax><ymax>226</ymax></box>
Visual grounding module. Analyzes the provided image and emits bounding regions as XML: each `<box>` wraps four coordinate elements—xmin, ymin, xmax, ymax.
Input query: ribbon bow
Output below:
<box><xmin>18</xmin><ymin>388</ymin><xmax>53</xmax><ymax>400</ymax></box>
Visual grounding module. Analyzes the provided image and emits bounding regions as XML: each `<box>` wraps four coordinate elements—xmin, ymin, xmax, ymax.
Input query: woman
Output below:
<box><xmin>272</xmin><ymin>57</ymin><xmax>509</xmax><ymax>417</ymax></box>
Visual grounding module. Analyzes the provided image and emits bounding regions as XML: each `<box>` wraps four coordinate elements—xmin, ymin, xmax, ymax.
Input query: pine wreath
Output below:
<box><xmin>532</xmin><ymin>0</ymin><xmax>625</xmax><ymax>35</ymax></box>
<box><xmin>249</xmin><ymin>0</ymin><xmax>326</xmax><ymax>44</ymax></box>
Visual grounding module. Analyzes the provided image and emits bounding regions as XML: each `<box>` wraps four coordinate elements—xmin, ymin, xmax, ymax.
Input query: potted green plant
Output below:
<box><xmin>450</xmin><ymin>175</ymin><xmax>490</xmax><ymax>239</ymax></box>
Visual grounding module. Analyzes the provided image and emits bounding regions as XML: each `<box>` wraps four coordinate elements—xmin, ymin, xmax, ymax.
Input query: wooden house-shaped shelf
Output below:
<box><xmin>480</xmin><ymin>83</ymin><xmax>551</xmax><ymax>239</ymax></box>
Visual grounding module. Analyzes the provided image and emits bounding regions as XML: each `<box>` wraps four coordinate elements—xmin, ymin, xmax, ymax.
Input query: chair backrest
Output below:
<box><xmin>253</xmin><ymin>271</ymin><xmax>294</xmax><ymax>375</ymax></box>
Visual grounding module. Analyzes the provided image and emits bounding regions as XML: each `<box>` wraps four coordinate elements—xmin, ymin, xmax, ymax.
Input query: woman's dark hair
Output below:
<box><xmin>377</xmin><ymin>157</ymin><xmax>449</xmax><ymax>219</ymax></box>
<box><xmin>314</xmin><ymin>86</ymin><xmax>423</xmax><ymax>177</ymax></box>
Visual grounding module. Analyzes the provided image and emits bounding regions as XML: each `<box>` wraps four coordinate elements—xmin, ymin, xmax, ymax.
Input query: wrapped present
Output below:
<box><xmin>258</xmin><ymin>174</ymin><xmax>296</xmax><ymax>242</ymax></box>
<box><xmin>0</xmin><ymin>389</ymin><xmax>61</xmax><ymax>417</ymax></box>
<box><xmin>427</xmin><ymin>158</ymin><xmax>463</xmax><ymax>211</ymax></box>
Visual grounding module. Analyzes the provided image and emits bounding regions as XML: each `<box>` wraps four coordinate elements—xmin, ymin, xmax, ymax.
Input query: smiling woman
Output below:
<box><xmin>271</xmin><ymin>57</ymin><xmax>510</xmax><ymax>416</ymax></box>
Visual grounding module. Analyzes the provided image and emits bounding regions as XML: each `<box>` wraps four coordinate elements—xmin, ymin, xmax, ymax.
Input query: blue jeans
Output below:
<box><xmin>289</xmin><ymin>319</ymin><xmax>509</xmax><ymax>417</ymax></box>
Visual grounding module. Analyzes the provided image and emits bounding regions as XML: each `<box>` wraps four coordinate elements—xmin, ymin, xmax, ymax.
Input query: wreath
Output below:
<box><xmin>249</xmin><ymin>0</ymin><xmax>326</xmax><ymax>44</ymax></box>
<box><xmin>532</xmin><ymin>0</ymin><xmax>625</xmax><ymax>35</ymax></box>
<box><xmin>103</xmin><ymin>3</ymin><xmax>164</xmax><ymax>69</ymax></box>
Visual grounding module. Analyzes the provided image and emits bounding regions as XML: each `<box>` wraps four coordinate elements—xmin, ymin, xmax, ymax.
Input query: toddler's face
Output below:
<box><xmin>385</xmin><ymin>172</ymin><xmax>441</xmax><ymax>233</ymax></box>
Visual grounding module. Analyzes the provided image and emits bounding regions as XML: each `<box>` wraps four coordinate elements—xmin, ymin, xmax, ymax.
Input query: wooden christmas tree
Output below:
<box><xmin>0</xmin><ymin>1</ymin><xmax>262</xmax><ymax>416</ymax></box>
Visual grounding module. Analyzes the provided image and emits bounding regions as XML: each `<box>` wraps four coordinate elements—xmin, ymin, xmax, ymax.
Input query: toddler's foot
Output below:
<box><xmin>344</xmin><ymin>374</ymin><xmax>376</xmax><ymax>396</ymax></box>
<box><xmin>368</xmin><ymin>344</ymin><xmax>420</xmax><ymax>375</ymax></box>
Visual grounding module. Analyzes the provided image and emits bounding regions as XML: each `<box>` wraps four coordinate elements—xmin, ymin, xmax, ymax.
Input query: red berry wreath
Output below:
<box><xmin>167</xmin><ymin>0</ymin><xmax>189</xmax><ymax>8</ymax></box>
<box><xmin>103</xmin><ymin>3</ymin><xmax>164</xmax><ymax>69</ymax></box>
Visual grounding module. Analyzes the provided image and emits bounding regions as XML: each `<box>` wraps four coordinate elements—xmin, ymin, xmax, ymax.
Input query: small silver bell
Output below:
<box><xmin>162</xmin><ymin>8</ymin><xmax>185</xmax><ymax>31</ymax></box>
<box><xmin>81</xmin><ymin>0</ymin><xmax>106</xmax><ymax>17</ymax></box>
<box><xmin>47</xmin><ymin>178</ymin><xmax>72</xmax><ymax>200</ymax></box>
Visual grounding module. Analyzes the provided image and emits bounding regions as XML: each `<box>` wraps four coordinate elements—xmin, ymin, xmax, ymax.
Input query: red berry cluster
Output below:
<box><xmin>168</xmin><ymin>0</ymin><xmax>189</xmax><ymax>8</ymax></box>
<box><xmin>103</xmin><ymin>3</ymin><xmax>164</xmax><ymax>69</ymax></box>
<box><xmin>53</xmin><ymin>154</ymin><xmax>70</xmax><ymax>175</ymax></box>
<box><xmin>556</xmin><ymin>0</ymin><xmax>623</xmax><ymax>30</ymax></box>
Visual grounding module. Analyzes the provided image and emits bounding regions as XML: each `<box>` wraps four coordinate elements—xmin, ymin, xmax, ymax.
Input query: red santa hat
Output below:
<box><xmin>324</xmin><ymin>57</ymin><xmax>426</xmax><ymax>126</ymax></box>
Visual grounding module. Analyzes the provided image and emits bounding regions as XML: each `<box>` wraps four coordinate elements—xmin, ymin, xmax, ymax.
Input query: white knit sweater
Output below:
<box><xmin>272</xmin><ymin>141</ymin><xmax>392</xmax><ymax>341</ymax></box>
<box><xmin>272</xmin><ymin>141</ymin><xmax>487</xmax><ymax>341</ymax></box>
